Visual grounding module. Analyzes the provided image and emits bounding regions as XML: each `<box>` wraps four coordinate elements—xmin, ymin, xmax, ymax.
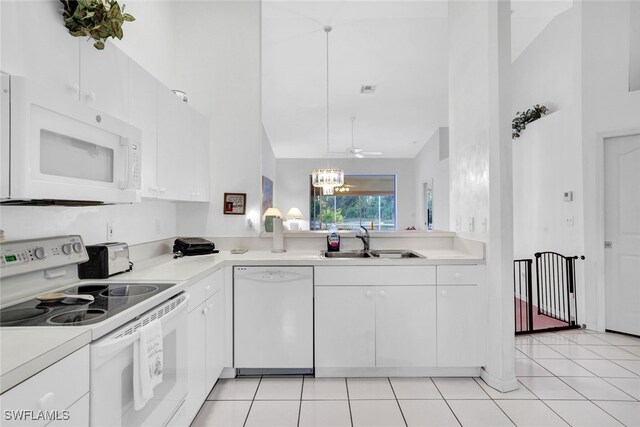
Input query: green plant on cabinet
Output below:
<box><xmin>60</xmin><ymin>0</ymin><xmax>135</xmax><ymax>50</ymax></box>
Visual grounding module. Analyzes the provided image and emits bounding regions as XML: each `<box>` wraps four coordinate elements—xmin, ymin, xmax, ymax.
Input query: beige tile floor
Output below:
<box><xmin>191</xmin><ymin>329</ymin><xmax>640</xmax><ymax>426</ymax></box>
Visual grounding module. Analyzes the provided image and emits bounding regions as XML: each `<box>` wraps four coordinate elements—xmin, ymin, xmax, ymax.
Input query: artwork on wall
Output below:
<box><xmin>262</xmin><ymin>176</ymin><xmax>273</xmax><ymax>217</ymax></box>
<box><xmin>223</xmin><ymin>193</ymin><xmax>246</xmax><ymax>215</ymax></box>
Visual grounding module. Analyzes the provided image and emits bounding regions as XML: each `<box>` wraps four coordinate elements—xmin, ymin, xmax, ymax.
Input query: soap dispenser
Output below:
<box><xmin>326</xmin><ymin>224</ymin><xmax>340</xmax><ymax>252</ymax></box>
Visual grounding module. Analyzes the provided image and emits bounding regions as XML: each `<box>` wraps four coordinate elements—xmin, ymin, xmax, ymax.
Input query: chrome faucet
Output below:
<box><xmin>355</xmin><ymin>226</ymin><xmax>370</xmax><ymax>252</ymax></box>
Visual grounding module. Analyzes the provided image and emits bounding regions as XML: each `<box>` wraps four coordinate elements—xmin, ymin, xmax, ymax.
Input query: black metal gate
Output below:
<box><xmin>514</xmin><ymin>252</ymin><xmax>583</xmax><ymax>334</ymax></box>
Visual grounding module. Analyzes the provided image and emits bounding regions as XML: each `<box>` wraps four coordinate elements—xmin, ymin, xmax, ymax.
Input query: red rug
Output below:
<box><xmin>515</xmin><ymin>297</ymin><xmax>568</xmax><ymax>332</ymax></box>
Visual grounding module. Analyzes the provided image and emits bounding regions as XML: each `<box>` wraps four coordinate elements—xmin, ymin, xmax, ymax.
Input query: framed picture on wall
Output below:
<box><xmin>262</xmin><ymin>176</ymin><xmax>273</xmax><ymax>217</ymax></box>
<box><xmin>223</xmin><ymin>193</ymin><xmax>246</xmax><ymax>215</ymax></box>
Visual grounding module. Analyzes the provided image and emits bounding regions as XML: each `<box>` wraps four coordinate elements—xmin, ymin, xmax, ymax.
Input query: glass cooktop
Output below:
<box><xmin>0</xmin><ymin>282</ymin><xmax>176</xmax><ymax>327</ymax></box>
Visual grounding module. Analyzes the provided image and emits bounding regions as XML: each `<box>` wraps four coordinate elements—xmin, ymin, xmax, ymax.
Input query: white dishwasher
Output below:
<box><xmin>234</xmin><ymin>266</ymin><xmax>314</xmax><ymax>375</ymax></box>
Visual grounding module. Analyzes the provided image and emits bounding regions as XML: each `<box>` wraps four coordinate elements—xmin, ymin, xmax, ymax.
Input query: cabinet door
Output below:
<box><xmin>192</xmin><ymin>112</ymin><xmax>210</xmax><ymax>202</ymax></box>
<box><xmin>1</xmin><ymin>1</ymin><xmax>80</xmax><ymax>101</ymax></box>
<box><xmin>80</xmin><ymin>42</ymin><xmax>129</xmax><ymax>121</ymax></box>
<box><xmin>128</xmin><ymin>61</ymin><xmax>159</xmax><ymax>198</ymax></box>
<box><xmin>157</xmin><ymin>86</ymin><xmax>193</xmax><ymax>201</ymax></box>
<box><xmin>185</xmin><ymin>303</ymin><xmax>207</xmax><ymax>423</ymax></box>
<box><xmin>376</xmin><ymin>286</ymin><xmax>437</xmax><ymax>367</ymax></box>
<box><xmin>205</xmin><ymin>290</ymin><xmax>225</xmax><ymax>390</ymax></box>
<box><xmin>437</xmin><ymin>285</ymin><xmax>484</xmax><ymax>367</ymax></box>
<box><xmin>315</xmin><ymin>286</ymin><xmax>375</xmax><ymax>368</ymax></box>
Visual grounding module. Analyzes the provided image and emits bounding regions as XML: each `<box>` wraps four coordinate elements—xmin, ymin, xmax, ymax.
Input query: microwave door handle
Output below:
<box><xmin>92</xmin><ymin>294</ymin><xmax>190</xmax><ymax>365</ymax></box>
<box><xmin>118</xmin><ymin>137</ymin><xmax>139</xmax><ymax>190</ymax></box>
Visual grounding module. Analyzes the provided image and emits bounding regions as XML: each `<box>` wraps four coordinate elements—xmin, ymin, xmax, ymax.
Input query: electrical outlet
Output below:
<box><xmin>107</xmin><ymin>222</ymin><xmax>114</xmax><ymax>240</ymax></box>
<box><xmin>566</xmin><ymin>216</ymin><xmax>574</xmax><ymax>226</ymax></box>
<box><xmin>467</xmin><ymin>217</ymin><xmax>475</xmax><ymax>232</ymax></box>
<box><xmin>455</xmin><ymin>217</ymin><xmax>461</xmax><ymax>230</ymax></box>
<box><xmin>481</xmin><ymin>217</ymin><xmax>487</xmax><ymax>233</ymax></box>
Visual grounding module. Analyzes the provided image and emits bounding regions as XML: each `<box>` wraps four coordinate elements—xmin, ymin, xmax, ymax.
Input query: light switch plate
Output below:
<box><xmin>481</xmin><ymin>217</ymin><xmax>487</xmax><ymax>233</ymax></box>
<box><xmin>566</xmin><ymin>216</ymin><xmax>574</xmax><ymax>226</ymax></box>
<box><xmin>107</xmin><ymin>222</ymin><xmax>114</xmax><ymax>240</ymax></box>
<box><xmin>467</xmin><ymin>217</ymin><xmax>475</xmax><ymax>232</ymax></box>
<box><xmin>564</xmin><ymin>191</ymin><xmax>573</xmax><ymax>202</ymax></box>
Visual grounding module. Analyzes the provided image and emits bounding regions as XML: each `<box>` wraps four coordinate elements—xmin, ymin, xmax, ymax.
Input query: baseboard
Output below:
<box><xmin>480</xmin><ymin>368</ymin><xmax>518</xmax><ymax>392</ymax></box>
<box><xmin>315</xmin><ymin>367</ymin><xmax>481</xmax><ymax>378</ymax></box>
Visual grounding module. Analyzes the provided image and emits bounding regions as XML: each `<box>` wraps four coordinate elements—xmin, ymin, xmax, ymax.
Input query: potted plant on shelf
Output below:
<box><xmin>60</xmin><ymin>0</ymin><xmax>135</xmax><ymax>50</ymax></box>
<box><xmin>512</xmin><ymin>104</ymin><xmax>549</xmax><ymax>139</ymax></box>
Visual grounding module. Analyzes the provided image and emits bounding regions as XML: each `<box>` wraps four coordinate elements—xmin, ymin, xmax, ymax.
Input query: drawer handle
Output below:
<box><xmin>202</xmin><ymin>307</ymin><xmax>208</xmax><ymax>315</ymax></box>
<box><xmin>379</xmin><ymin>290</ymin><xmax>386</xmax><ymax>297</ymax></box>
<box><xmin>38</xmin><ymin>392</ymin><xmax>56</xmax><ymax>410</ymax></box>
<box><xmin>453</xmin><ymin>272</ymin><xmax>462</xmax><ymax>280</ymax></box>
<box><xmin>365</xmin><ymin>290</ymin><xmax>373</xmax><ymax>297</ymax></box>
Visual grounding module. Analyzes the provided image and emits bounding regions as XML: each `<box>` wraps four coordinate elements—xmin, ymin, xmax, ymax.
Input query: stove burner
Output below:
<box><xmin>47</xmin><ymin>309</ymin><xmax>107</xmax><ymax>326</ymax></box>
<box><xmin>100</xmin><ymin>285</ymin><xmax>159</xmax><ymax>298</ymax></box>
<box><xmin>75</xmin><ymin>284</ymin><xmax>108</xmax><ymax>294</ymax></box>
<box><xmin>0</xmin><ymin>307</ymin><xmax>51</xmax><ymax>325</ymax></box>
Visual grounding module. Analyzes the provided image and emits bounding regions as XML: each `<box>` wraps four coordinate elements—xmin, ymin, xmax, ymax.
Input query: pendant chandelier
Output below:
<box><xmin>312</xmin><ymin>26</ymin><xmax>344</xmax><ymax>196</ymax></box>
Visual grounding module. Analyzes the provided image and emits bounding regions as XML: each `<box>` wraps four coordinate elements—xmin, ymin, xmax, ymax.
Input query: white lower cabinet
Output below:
<box><xmin>184</xmin><ymin>270</ymin><xmax>225</xmax><ymax>424</ymax></box>
<box><xmin>436</xmin><ymin>265</ymin><xmax>486</xmax><ymax>367</ymax></box>
<box><xmin>315</xmin><ymin>266</ymin><xmax>437</xmax><ymax>369</ymax></box>
<box><xmin>315</xmin><ymin>286</ymin><xmax>376</xmax><ymax>368</ymax></box>
<box><xmin>0</xmin><ymin>346</ymin><xmax>89</xmax><ymax>427</ymax></box>
<box><xmin>376</xmin><ymin>286</ymin><xmax>437</xmax><ymax>367</ymax></box>
<box><xmin>436</xmin><ymin>285</ymin><xmax>483</xmax><ymax>367</ymax></box>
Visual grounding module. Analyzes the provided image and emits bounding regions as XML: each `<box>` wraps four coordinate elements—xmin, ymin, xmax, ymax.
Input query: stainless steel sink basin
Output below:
<box><xmin>322</xmin><ymin>250</ymin><xmax>373</xmax><ymax>258</ymax></box>
<box><xmin>370</xmin><ymin>250</ymin><xmax>425</xmax><ymax>259</ymax></box>
<box><xmin>321</xmin><ymin>250</ymin><xmax>424</xmax><ymax>259</ymax></box>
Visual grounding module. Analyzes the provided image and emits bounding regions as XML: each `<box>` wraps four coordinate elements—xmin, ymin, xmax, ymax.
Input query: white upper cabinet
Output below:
<box><xmin>157</xmin><ymin>85</ymin><xmax>210</xmax><ymax>202</ymax></box>
<box><xmin>129</xmin><ymin>61</ymin><xmax>159</xmax><ymax>198</ymax></box>
<box><xmin>80</xmin><ymin>42</ymin><xmax>129</xmax><ymax>121</ymax></box>
<box><xmin>1</xmin><ymin>1</ymin><xmax>80</xmax><ymax>100</ymax></box>
<box><xmin>157</xmin><ymin>86</ymin><xmax>192</xmax><ymax>201</ymax></box>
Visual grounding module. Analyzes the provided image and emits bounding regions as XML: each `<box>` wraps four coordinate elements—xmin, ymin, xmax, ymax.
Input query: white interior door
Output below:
<box><xmin>605</xmin><ymin>133</ymin><xmax>640</xmax><ymax>336</ymax></box>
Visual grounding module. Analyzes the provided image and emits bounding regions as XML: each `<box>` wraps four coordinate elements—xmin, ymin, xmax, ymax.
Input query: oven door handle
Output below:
<box><xmin>91</xmin><ymin>294</ymin><xmax>190</xmax><ymax>365</ymax></box>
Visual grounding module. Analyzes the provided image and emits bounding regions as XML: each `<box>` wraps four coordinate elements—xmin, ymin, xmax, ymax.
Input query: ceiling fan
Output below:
<box><xmin>346</xmin><ymin>116</ymin><xmax>382</xmax><ymax>158</ymax></box>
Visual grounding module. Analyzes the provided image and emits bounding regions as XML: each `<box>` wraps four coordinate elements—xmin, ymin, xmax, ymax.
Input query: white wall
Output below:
<box><xmin>414</xmin><ymin>127</ymin><xmax>450</xmax><ymax>231</ymax></box>
<box><xmin>262</xmin><ymin>125</ymin><xmax>277</xmax><ymax>189</ymax></box>
<box><xmin>511</xmin><ymin>8</ymin><xmax>583</xmax><ymax>261</ymax></box>
<box><xmin>174</xmin><ymin>0</ymin><xmax>263</xmax><ymax>237</ymax></box>
<box><xmin>0</xmin><ymin>202</ymin><xmax>176</xmax><ymax>245</ymax></box>
<box><xmin>580</xmin><ymin>0</ymin><xmax>640</xmax><ymax>330</ymax></box>
<box><xmin>275</xmin><ymin>158</ymin><xmax>417</xmax><ymax>230</ymax></box>
<box><xmin>449</xmin><ymin>0</ymin><xmax>515</xmax><ymax>391</ymax></box>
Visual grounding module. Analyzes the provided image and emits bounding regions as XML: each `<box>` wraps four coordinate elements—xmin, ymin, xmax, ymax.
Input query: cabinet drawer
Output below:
<box><xmin>315</xmin><ymin>266</ymin><xmax>436</xmax><ymax>286</ymax></box>
<box><xmin>437</xmin><ymin>265</ymin><xmax>484</xmax><ymax>285</ymax></box>
<box><xmin>0</xmin><ymin>346</ymin><xmax>89</xmax><ymax>427</ymax></box>
<box><xmin>188</xmin><ymin>268</ymin><xmax>223</xmax><ymax>309</ymax></box>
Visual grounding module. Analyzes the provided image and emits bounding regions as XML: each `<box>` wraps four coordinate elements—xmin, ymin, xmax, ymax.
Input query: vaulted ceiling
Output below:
<box><xmin>262</xmin><ymin>0</ymin><xmax>572</xmax><ymax>159</ymax></box>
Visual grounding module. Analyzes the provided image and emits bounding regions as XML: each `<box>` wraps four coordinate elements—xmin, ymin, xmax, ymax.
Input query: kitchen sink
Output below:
<box><xmin>321</xmin><ymin>250</ymin><xmax>424</xmax><ymax>259</ymax></box>
<box><xmin>370</xmin><ymin>250</ymin><xmax>425</xmax><ymax>259</ymax></box>
<box><xmin>322</xmin><ymin>250</ymin><xmax>373</xmax><ymax>258</ymax></box>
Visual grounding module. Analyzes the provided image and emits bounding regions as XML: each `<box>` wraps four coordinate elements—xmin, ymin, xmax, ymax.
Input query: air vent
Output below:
<box><xmin>360</xmin><ymin>85</ymin><xmax>376</xmax><ymax>94</ymax></box>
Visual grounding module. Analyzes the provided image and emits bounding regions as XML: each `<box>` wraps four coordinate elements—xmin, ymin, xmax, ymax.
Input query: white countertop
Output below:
<box><xmin>1</xmin><ymin>247</ymin><xmax>483</xmax><ymax>393</ymax></box>
<box><xmin>0</xmin><ymin>327</ymin><xmax>91</xmax><ymax>394</ymax></box>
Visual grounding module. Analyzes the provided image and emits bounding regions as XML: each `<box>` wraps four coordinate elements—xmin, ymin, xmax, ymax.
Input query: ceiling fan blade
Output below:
<box><xmin>361</xmin><ymin>151</ymin><xmax>382</xmax><ymax>155</ymax></box>
<box><xmin>354</xmin><ymin>153</ymin><xmax>365</xmax><ymax>159</ymax></box>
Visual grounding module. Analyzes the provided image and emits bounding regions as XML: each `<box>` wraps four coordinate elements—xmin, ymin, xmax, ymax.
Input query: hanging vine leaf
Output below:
<box><xmin>60</xmin><ymin>0</ymin><xmax>135</xmax><ymax>50</ymax></box>
<box><xmin>512</xmin><ymin>104</ymin><xmax>549</xmax><ymax>139</ymax></box>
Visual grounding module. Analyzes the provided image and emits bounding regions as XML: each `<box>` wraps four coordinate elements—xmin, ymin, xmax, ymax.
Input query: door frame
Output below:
<box><xmin>594</xmin><ymin>127</ymin><xmax>640</xmax><ymax>332</ymax></box>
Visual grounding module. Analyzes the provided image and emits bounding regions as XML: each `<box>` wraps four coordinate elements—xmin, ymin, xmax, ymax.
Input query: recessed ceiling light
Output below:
<box><xmin>360</xmin><ymin>85</ymin><xmax>376</xmax><ymax>94</ymax></box>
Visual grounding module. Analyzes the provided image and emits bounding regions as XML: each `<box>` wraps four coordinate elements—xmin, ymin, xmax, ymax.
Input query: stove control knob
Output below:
<box><xmin>62</xmin><ymin>243</ymin><xmax>72</xmax><ymax>255</ymax></box>
<box><xmin>34</xmin><ymin>247</ymin><xmax>46</xmax><ymax>259</ymax></box>
<box><xmin>73</xmin><ymin>242</ymin><xmax>83</xmax><ymax>253</ymax></box>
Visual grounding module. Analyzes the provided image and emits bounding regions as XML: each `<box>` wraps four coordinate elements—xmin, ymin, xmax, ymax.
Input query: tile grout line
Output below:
<box><xmin>386</xmin><ymin>377</ymin><xmax>408</xmax><ymax>427</ymax></box>
<box><xmin>296</xmin><ymin>377</ymin><xmax>304</xmax><ymax>427</ymax></box>
<box><xmin>598</xmin><ymin>377</ymin><xmax>640</xmax><ymax>402</ymax></box>
<box><xmin>472</xmin><ymin>377</ymin><xmax>518</xmax><ymax>427</ymax></box>
<box><xmin>590</xmin><ymin>399</ymin><xmax>638</xmax><ymax>426</ymax></box>
<box><xmin>242</xmin><ymin>376</ymin><xmax>262</xmax><ymax>427</ymax></box>
<box><xmin>345</xmin><ymin>378</ymin><xmax>354</xmax><ymax>427</ymax></box>
<box><xmin>431</xmin><ymin>378</ymin><xmax>463</xmax><ymax>427</ymax></box>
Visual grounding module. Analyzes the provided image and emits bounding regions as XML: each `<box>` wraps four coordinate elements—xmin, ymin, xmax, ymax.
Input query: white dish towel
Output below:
<box><xmin>133</xmin><ymin>319</ymin><xmax>164</xmax><ymax>411</ymax></box>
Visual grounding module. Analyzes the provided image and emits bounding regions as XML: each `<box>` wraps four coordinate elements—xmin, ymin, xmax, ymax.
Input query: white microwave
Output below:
<box><xmin>0</xmin><ymin>74</ymin><xmax>141</xmax><ymax>204</ymax></box>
